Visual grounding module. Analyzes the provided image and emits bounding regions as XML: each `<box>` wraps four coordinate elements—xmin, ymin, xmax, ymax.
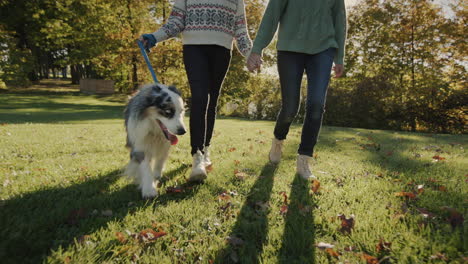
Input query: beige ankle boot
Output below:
<box><xmin>203</xmin><ymin>146</ymin><xmax>212</xmax><ymax>168</ymax></box>
<box><xmin>269</xmin><ymin>138</ymin><xmax>284</xmax><ymax>163</ymax></box>
<box><xmin>296</xmin><ymin>154</ymin><xmax>316</xmax><ymax>180</ymax></box>
<box><xmin>189</xmin><ymin>150</ymin><xmax>207</xmax><ymax>182</ymax></box>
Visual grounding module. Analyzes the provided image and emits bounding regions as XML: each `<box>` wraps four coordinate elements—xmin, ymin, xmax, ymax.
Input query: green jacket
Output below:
<box><xmin>251</xmin><ymin>0</ymin><xmax>347</xmax><ymax>64</ymax></box>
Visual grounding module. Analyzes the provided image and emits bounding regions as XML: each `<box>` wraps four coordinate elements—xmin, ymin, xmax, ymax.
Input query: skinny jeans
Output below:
<box><xmin>183</xmin><ymin>45</ymin><xmax>231</xmax><ymax>155</ymax></box>
<box><xmin>274</xmin><ymin>48</ymin><xmax>336</xmax><ymax>156</ymax></box>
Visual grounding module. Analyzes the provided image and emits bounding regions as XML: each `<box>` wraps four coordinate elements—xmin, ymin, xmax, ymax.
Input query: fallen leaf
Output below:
<box><xmin>234</xmin><ymin>171</ymin><xmax>248</xmax><ymax>180</ymax></box>
<box><xmin>417</xmin><ymin>185</ymin><xmax>424</xmax><ymax>194</ymax></box>
<box><xmin>344</xmin><ymin>245</ymin><xmax>356</xmax><ymax>252</ymax></box>
<box><xmin>325</xmin><ymin>248</ymin><xmax>340</xmax><ymax>258</ymax></box>
<box><xmin>219</xmin><ymin>202</ymin><xmax>232</xmax><ymax>212</ymax></box>
<box><xmin>116</xmin><ymin>232</ymin><xmax>127</xmax><ymax>243</ymax></box>
<box><xmin>441</xmin><ymin>206</ymin><xmax>464</xmax><ymax>229</ymax></box>
<box><xmin>234</xmin><ymin>160</ymin><xmax>240</xmax><ymax>165</ymax></box>
<box><xmin>437</xmin><ymin>185</ymin><xmax>447</xmax><ymax>192</ymax></box>
<box><xmin>376</xmin><ymin>239</ymin><xmax>392</xmax><ymax>254</ymax></box>
<box><xmin>311</xmin><ymin>180</ymin><xmax>321</xmax><ymax>194</ymax></box>
<box><xmin>394</xmin><ymin>192</ymin><xmax>417</xmax><ymax>199</ymax></box>
<box><xmin>166</xmin><ymin>186</ymin><xmax>183</xmax><ymax>193</ymax></box>
<box><xmin>429</xmin><ymin>253</ymin><xmax>448</xmax><ymax>261</ymax></box>
<box><xmin>228</xmin><ymin>147</ymin><xmax>236</xmax><ymax>152</ymax></box>
<box><xmin>218</xmin><ymin>192</ymin><xmax>231</xmax><ymax>201</ymax></box>
<box><xmin>280</xmin><ymin>205</ymin><xmax>288</xmax><ymax>215</ymax></box>
<box><xmin>337</xmin><ymin>214</ymin><xmax>355</xmax><ymax>234</ymax></box>
<box><xmin>138</xmin><ymin>228</ymin><xmax>167</xmax><ymax>242</ymax></box>
<box><xmin>361</xmin><ymin>253</ymin><xmax>379</xmax><ymax>264</ymax></box>
<box><xmin>432</xmin><ymin>155</ymin><xmax>445</xmax><ymax>161</ymax></box>
<box><xmin>279</xmin><ymin>191</ymin><xmax>288</xmax><ymax>204</ymax></box>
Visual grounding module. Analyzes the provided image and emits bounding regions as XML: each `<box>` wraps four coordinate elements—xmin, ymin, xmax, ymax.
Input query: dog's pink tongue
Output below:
<box><xmin>170</xmin><ymin>135</ymin><xmax>178</xmax><ymax>145</ymax></box>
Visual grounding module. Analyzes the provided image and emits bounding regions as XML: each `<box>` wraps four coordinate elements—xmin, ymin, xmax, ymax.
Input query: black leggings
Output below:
<box><xmin>183</xmin><ymin>45</ymin><xmax>231</xmax><ymax>155</ymax></box>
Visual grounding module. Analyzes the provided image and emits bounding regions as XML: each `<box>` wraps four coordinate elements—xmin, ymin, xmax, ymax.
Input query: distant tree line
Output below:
<box><xmin>0</xmin><ymin>0</ymin><xmax>465</xmax><ymax>133</ymax></box>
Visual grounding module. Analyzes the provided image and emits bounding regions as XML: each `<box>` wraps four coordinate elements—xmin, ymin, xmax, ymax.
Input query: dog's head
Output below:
<box><xmin>140</xmin><ymin>83</ymin><xmax>186</xmax><ymax>145</ymax></box>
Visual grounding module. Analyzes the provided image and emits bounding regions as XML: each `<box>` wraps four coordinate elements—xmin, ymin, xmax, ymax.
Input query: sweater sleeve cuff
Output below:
<box><xmin>334</xmin><ymin>54</ymin><xmax>344</xmax><ymax>65</ymax></box>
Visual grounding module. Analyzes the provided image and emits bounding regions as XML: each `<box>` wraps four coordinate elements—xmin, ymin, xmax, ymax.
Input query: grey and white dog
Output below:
<box><xmin>124</xmin><ymin>83</ymin><xmax>186</xmax><ymax>198</ymax></box>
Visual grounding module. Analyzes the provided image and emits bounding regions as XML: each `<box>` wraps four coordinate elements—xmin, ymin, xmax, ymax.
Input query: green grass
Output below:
<box><xmin>0</xmin><ymin>81</ymin><xmax>466</xmax><ymax>263</ymax></box>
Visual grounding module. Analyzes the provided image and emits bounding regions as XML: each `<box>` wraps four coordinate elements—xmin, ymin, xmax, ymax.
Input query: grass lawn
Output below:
<box><xmin>0</xmin><ymin>81</ymin><xmax>466</xmax><ymax>263</ymax></box>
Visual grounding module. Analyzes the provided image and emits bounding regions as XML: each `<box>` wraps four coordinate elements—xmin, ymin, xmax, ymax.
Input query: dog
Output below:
<box><xmin>124</xmin><ymin>83</ymin><xmax>186</xmax><ymax>199</ymax></box>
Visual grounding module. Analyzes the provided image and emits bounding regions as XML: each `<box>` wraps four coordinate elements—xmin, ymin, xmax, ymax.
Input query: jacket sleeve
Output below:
<box><xmin>234</xmin><ymin>0</ymin><xmax>253</xmax><ymax>57</ymax></box>
<box><xmin>152</xmin><ymin>0</ymin><xmax>186</xmax><ymax>43</ymax></box>
<box><xmin>332</xmin><ymin>0</ymin><xmax>347</xmax><ymax>65</ymax></box>
<box><xmin>251</xmin><ymin>0</ymin><xmax>288</xmax><ymax>54</ymax></box>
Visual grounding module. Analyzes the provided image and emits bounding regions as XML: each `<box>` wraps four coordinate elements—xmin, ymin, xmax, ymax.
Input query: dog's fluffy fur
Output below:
<box><xmin>124</xmin><ymin>83</ymin><xmax>186</xmax><ymax>198</ymax></box>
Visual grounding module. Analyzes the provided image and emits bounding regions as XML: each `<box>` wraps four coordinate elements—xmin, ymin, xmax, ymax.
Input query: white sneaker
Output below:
<box><xmin>189</xmin><ymin>150</ymin><xmax>207</xmax><ymax>182</ymax></box>
<box><xmin>296</xmin><ymin>154</ymin><xmax>316</xmax><ymax>180</ymax></box>
<box><xmin>203</xmin><ymin>146</ymin><xmax>212</xmax><ymax>168</ymax></box>
<box><xmin>269</xmin><ymin>138</ymin><xmax>284</xmax><ymax>163</ymax></box>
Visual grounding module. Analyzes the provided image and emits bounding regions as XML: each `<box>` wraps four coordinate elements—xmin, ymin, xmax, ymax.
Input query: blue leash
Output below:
<box><xmin>137</xmin><ymin>40</ymin><xmax>159</xmax><ymax>83</ymax></box>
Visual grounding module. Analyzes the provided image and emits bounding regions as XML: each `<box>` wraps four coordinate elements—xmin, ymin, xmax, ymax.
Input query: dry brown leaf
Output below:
<box><xmin>280</xmin><ymin>205</ymin><xmax>288</xmax><ymax>215</ymax></box>
<box><xmin>376</xmin><ymin>239</ymin><xmax>392</xmax><ymax>253</ymax></box>
<box><xmin>441</xmin><ymin>206</ymin><xmax>464</xmax><ymax>229</ymax></box>
<box><xmin>394</xmin><ymin>192</ymin><xmax>417</xmax><ymax>199</ymax></box>
<box><xmin>337</xmin><ymin>214</ymin><xmax>355</xmax><ymax>234</ymax></box>
<box><xmin>361</xmin><ymin>253</ymin><xmax>379</xmax><ymax>264</ymax></box>
<box><xmin>325</xmin><ymin>248</ymin><xmax>340</xmax><ymax>258</ymax></box>
<box><xmin>116</xmin><ymin>232</ymin><xmax>127</xmax><ymax>244</ymax></box>
<box><xmin>311</xmin><ymin>180</ymin><xmax>321</xmax><ymax>194</ymax></box>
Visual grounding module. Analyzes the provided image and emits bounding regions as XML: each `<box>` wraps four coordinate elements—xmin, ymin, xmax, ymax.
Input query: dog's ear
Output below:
<box><xmin>168</xmin><ymin>85</ymin><xmax>181</xmax><ymax>96</ymax></box>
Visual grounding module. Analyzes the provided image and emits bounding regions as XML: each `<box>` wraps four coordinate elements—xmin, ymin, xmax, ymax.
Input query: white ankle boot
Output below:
<box><xmin>296</xmin><ymin>154</ymin><xmax>316</xmax><ymax>180</ymax></box>
<box><xmin>189</xmin><ymin>150</ymin><xmax>207</xmax><ymax>182</ymax></box>
<box><xmin>269</xmin><ymin>138</ymin><xmax>284</xmax><ymax>163</ymax></box>
<box><xmin>203</xmin><ymin>146</ymin><xmax>212</xmax><ymax>168</ymax></box>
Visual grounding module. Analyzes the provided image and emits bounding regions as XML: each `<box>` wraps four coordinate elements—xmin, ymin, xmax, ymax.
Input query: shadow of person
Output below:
<box><xmin>0</xmin><ymin>164</ymin><xmax>197</xmax><ymax>264</ymax></box>
<box><xmin>214</xmin><ymin>163</ymin><xmax>278</xmax><ymax>264</ymax></box>
<box><xmin>278</xmin><ymin>175</ymin><xmax>316</xmax><ymax>264</ymax></box>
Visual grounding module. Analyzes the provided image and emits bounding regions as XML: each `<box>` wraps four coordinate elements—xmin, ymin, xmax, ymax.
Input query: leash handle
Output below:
<box><xmin>137</xmin><ymin>40</ymin><xmax>159</xmax><ymax>83</ymax></box>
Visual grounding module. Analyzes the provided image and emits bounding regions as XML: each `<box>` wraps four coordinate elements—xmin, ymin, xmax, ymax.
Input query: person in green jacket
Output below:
<box><xmin>247</xmin><ymin>0</ymin><xmax>347</xmax><ymax>179</ymax></box>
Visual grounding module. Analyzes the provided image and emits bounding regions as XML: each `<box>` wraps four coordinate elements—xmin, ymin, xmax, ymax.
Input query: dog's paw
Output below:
<box><xmin>141</xmin><ymin>187</ymin><xmax>158</xmax><ymax>199</ymax></box>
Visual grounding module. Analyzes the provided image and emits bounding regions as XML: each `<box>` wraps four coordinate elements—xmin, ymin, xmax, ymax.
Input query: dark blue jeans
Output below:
<box><xmin>274</xmin><ymin>48</ymin><xmax>336</xmax><ymax>157</ymax></box>
<box><xmin>183</xmin><ymin>45</ymin><xmax>231</xmax><ymax>155</ymax></box>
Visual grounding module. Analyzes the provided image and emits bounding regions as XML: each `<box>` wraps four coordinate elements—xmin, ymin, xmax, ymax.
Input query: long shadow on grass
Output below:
<box><xmin>0</xmin><ymin>164</ymin><xmax>197</xmax><ymax>264</ymax></box>
<box><xmin>214</xmin><ymin>163</ymin><xmax>278</xmax><ymax>264</ymax></box>
<box><xmin>0</xmin><ymin>90</ymin><xmax>124</xmax><ymax>123</ymax></box>
<box><xmin>278</xmin><ymin>175</ymin><xmax>316</xmax><ymax>264</ymax></box>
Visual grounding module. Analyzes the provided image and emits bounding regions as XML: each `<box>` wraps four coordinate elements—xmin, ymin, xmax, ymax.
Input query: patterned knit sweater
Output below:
<box><xmin>152</xmin><ymin>0</ymin><xmax>252</xmax><ymax>57</ymax></box>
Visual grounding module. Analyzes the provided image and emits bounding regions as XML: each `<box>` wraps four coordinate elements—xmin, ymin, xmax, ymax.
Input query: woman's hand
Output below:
<box><xmin>333</xmin><ymin>64</ymin><xmax>344</xmax><ymax>78</ymax></box>
<box><xmin>247</xmin><ymin>52</ymin><xmax>262</xmax><ymax>72</ymax></box>
<box><xmin>139</xmin><ymin>34</ymin><xmax>157</xmax><ymax>52</ymax></box>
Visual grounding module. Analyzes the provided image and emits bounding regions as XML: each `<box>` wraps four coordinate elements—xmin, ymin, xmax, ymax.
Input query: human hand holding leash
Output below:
<box><xmin>247</xmin><ymin>52</ymin><xmax>262</xmax><ymax>73</ymax></box>
<box><xmin>139</xmin><ymin>34</ymin><xmax>157</xmax><ymax>53</ymax></box>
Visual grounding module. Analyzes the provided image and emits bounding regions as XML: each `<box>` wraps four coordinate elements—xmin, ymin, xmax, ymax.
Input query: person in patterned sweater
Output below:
<box><xmin>141</xmin><ymin>0</ymin><xmax>252</xmax><ymax>182</ymax></box>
